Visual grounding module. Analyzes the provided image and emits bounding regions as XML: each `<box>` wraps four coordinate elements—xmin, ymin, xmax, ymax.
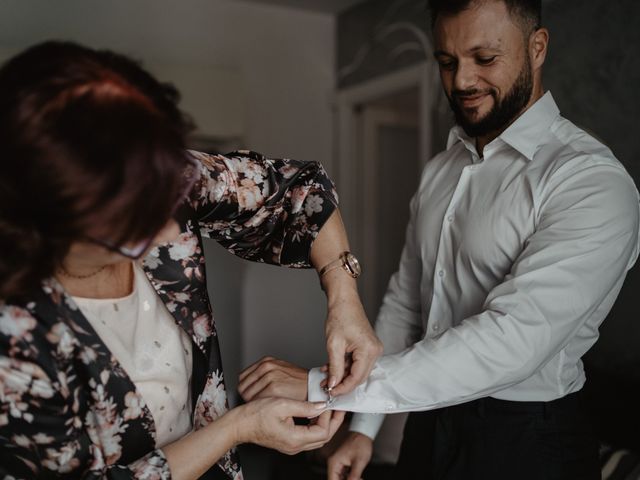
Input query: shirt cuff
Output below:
<box><xmin>308</xmin><ymin>367</ymin><xmax>329</xmax><ymax>402</ymax></box>
<box><xmin>349</xmin><ymin>412</ymin><xmax>385</xmax><ymax>441</ymax></box>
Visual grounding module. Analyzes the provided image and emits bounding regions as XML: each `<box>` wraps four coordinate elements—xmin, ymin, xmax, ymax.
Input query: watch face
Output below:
<box><xmin>344</xmin><ymin>253</ymin><xmax>361</xmax><ymax>277</ymax></box>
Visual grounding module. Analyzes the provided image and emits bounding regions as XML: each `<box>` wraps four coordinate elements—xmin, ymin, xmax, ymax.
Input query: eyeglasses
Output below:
<box><xmin>88</xmin><ymin>236</ymin><xmax>155</xmax><ymax>260</ymax></box>
<box><xmin>86</xmin><ymin>159</ymin><xmax>200</xmax><ymax>260</ymax></box>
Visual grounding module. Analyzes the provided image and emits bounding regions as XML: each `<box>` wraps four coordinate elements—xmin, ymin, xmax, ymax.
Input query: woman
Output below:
<box><xmin>0</xmin><ymin>41</ymin><xmax>380</xmax><ymax>479</ymax></box>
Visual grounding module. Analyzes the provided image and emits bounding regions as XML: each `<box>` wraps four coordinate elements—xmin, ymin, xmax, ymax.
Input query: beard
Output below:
<box><xmin>448</xmin><ymin>57</ymin><xmax>533</xmax><ymax>138</ymax></box>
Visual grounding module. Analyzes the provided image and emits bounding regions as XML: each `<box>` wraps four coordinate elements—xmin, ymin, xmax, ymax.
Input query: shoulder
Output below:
<box><xmin>532</xmin><ymin>120</ymin><xmax>639</xmax><ymax>226</ymax></box>
<box><xmin>517</xmin><ymin>117</ymin><xmax>635</xmax><ymax>210</ymax></box>
<box><xmin>187</xmin><ymin>149</ymin><xmax>276</xmax><ymax>166</ymax></box>
<box><xmin>0</xmin><ymin>300</ymin><xmax>77</xmax><ymax>371</ymax></box>
<box><xmin>0</xmin><ymin>302</ymin><xmax>39</xmax><ymax>349</ymax></box>
<box><xmin>541</xmin><ymin>117</ymin><xmax>626</xmax><ymax>176</ymax></box>
<box><xmin>186</xmin><ymin>149</ymin><xmax>300</xmax><ymax>179</ymax></box>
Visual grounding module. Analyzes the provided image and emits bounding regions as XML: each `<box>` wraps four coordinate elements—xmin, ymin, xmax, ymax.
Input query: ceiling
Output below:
<box><xmin>238</xmin><ymin>0</ymin><xmax>366</xmax><ymax>14</ymax></box>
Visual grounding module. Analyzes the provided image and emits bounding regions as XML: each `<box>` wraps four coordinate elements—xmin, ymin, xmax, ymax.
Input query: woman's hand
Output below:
<box><xmin>238</xmin><ymin>356</ymin><xmax>308</xmax><ymax>402</ymax></box>
<box><xmin>233</xmin><ymin>397</ymin><xmax>345</xmax><ymax>455</ymax></box>
<box><xmin>163</xmin><ymin>397</ymin><xmax>343</xmax><ymax>479</ymax></box>
<box><xmin>327</xmin><ymin>431</ymin><xmax>373</xmax><ymax>480</ymax></box>
<box><xmin>310</xmin><ymin>210</ymin><xmax>383</xmax><ymax>398</ymax></box>
<box><xmin>322</xmin><ymin>278</ymin><xmax>383</xmax><ymax>397</ymax></box>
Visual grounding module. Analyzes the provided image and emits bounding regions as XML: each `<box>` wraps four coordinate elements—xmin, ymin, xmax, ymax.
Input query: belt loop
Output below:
<box><xmin>543</xmin><ymin>401</ymin><xmax>551</xmax><ymax>420</ymax></box>
<box><xmin>477</xmin><ymin>398</ymin><xmax>486</xmax><ymax>418</ymax></box>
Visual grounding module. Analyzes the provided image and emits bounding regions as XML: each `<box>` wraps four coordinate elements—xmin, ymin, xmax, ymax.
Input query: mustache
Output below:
<box><xmin>451</xmin><ymin>88</ymin><xmax>495</xmax><ymax>99</ymax></box>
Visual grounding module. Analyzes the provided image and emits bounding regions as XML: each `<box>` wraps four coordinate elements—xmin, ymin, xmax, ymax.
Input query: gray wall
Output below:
<box><xmin>337</xmin><ymin>0</ymin><xmax>430</xmax><ymax>88</ymax></box>
<box><xmin>542</xmin><ymin>0</ymin><xmax>640</xmax><ymax>372</ymax></box>
<box><xmin>337</xmin><ymin>0</ymin><xmax>640</xmax><ymax>370</ymax></box>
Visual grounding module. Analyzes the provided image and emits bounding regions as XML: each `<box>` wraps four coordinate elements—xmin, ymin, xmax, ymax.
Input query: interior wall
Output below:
<box><xmin>0</xmin><ymin>0</ymin><xmax>336</xmax><ymax>400</ymax></box>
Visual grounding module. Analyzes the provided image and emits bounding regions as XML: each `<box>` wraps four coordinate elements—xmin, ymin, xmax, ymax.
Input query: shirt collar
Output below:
<box><xmin>446</xmin><ymin>91</ymin><xmax>561</xmax><ymax>161</ymax></box>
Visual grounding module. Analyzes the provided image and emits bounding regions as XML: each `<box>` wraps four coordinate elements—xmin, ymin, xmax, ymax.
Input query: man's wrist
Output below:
<box><xmin>349</xmin><ymin>412</ymin><xmax>385</xmax><ymax>441</ymax></box>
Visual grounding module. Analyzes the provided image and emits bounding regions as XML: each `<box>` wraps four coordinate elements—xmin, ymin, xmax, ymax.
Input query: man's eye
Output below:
<box><xmin>477</xmin><ymin>56</ymin><xmax>496</xmax><ymax>65</ymax></box>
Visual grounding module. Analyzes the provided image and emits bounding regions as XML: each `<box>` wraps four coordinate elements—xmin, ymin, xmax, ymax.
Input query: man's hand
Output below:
<box><xmin>323</xmin><ymin>285</ymin><xmax>383</xmax><ymax>396</ymax></box>
<box><xmin>327</xmin><ymin>431</ymin><xmax>373</xmax><ymax>480</ymax></box>
<box><xmin>238</xmin><ymin>357</ymin><xmax>308</xmax><ymax>402</ymax></box>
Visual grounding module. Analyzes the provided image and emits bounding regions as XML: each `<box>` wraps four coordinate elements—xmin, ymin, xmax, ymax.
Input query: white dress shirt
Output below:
<box><xmin>73</xmin><ymin>262</ymin><xmax>193</xmax><ymax>448</ymax></box>
<box><xmin>308</xmin><ymin>92</ymin><xmax>640</xmax><ymax>440</ymax></box>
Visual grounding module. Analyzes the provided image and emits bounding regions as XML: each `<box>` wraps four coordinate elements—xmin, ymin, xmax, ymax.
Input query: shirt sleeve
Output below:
<box><xmin>309</xmin><ymin>161</ymin><xmax>640</xmax><ymax>414</ymax></box>
<box><xmin>186</xmin><ymin>149</ymin><xmax>338</xmax><ymax>268</ymax></box>
<box><xmin>0</xmin><ymin>354</ymin><xmax>171</xmax><ymax>479</ymax></box>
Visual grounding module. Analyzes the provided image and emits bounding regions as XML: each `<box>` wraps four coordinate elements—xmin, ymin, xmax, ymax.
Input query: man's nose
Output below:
<box><xmin>453</xmin><ymin>61</ymin><xmax>478</xmax><ymax>92</ymax></box>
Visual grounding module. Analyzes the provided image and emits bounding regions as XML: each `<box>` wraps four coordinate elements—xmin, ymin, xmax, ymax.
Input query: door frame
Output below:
<box><xmin>334</xmin><ymin>62</ymin><xmax>440</xmax><ymax>301</ymax></box>
<box><xmin>360</xmin><ymin>105</ymin><xmax>419</xmax><ymax>316</ymax></box>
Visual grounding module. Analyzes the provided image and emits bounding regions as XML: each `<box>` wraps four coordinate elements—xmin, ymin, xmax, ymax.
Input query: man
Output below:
<box><xmin>238</xmin><ymin>0</ymin><xmax>640</xmax><ymax>478</ymax></box>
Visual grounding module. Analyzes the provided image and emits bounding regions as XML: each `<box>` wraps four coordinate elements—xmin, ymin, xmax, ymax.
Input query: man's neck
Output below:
<box><xmin>474</xmin><ymin>87</ymin><xmax>545</xmax><ymax>157</ymax></box>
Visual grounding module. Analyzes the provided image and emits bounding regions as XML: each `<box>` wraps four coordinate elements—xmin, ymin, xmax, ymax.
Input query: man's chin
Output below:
<box><xmin>459</xmin><ymin>105</ymin><xmax>491</xmax><ymax>123</ymax></box>
<box><xmin>458</xmin><ymin>115</ymin><xmax>489</xmax><ymax>135</ymax></box>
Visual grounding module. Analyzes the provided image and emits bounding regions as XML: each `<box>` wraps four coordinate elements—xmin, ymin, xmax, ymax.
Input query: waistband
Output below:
<box><xmin>473</xmin><ymin>390</ymin><xmax>585</xmax><ymax>416</ymax></box>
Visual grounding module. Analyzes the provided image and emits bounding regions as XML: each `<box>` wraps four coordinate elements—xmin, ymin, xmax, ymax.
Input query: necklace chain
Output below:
<box><xmin>58</xmin><ymin>265</ymin><xmax>107</xmax><ymax>280</ymax></box>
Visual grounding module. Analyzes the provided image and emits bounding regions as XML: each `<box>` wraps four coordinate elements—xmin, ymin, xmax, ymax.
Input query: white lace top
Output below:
<box><xmin>73</xmin><ymin>262</ymin><xmax>193</xmax><ymax>447</ymax></box>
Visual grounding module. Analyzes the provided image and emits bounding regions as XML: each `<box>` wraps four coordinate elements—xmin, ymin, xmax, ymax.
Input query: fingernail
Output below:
<box><xmin>329</xmin><ymin>376</ymin><xmax>336</xmax><ymax>389</ymax></box>
<box><xmin>314</xmin><ymin>401</ymin><xmax>328</xmax><ymax>409</ymax></box>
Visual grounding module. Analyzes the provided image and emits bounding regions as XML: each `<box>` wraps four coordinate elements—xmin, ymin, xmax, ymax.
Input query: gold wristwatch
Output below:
<box><xmin>318</xmin><ymin>251</ymin><xmax>362</xmax><ymax>279</ymax></box>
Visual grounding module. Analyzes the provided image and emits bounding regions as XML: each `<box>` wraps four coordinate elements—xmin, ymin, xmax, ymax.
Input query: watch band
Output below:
<box><xmin>318</xmin><ymin>251</ymin><xmax>350</xmax><ymax>278</ymax></box>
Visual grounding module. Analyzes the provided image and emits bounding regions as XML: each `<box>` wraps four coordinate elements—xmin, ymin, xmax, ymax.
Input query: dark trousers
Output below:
<box><xmin>395</xmin><ymin>391</ymin><xmax>601</xmax><ymax>480</ymax></box>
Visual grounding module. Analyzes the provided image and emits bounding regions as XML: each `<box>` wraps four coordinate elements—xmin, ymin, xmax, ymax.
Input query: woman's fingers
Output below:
<box><xmin>276</xmin><ymin>398</ymin><xmax>327</xmax><ymax>419</ymax></box>
<box><xmin>285</xmin><ymin>404</ymin><xmax>333</xmax><ymax>448</ymax></box>
<box><xmin>326</xmin><ymin>337</ymin><xmax>347</xmax><ymax>390</ymax></box>
<box><xmin>329</xmin><ymin>354</ymin><xmax>365</xmax><ymax>396</ymax></box>
<box><xmin>328</xmin><ymin>410</ymin><xmax>346</xmax><ymax>437</ymax></box>
<box><xmin>253</xmin><ymin>399</ymin><xmax>343</xmax><ymax>455</ymax></box>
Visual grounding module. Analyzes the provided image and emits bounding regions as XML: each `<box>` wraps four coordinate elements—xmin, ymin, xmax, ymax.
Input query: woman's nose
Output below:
<box><xmin>154</xmin><ymin>220</ymin><xmax>181</xmax><ymax>245</ymax></box>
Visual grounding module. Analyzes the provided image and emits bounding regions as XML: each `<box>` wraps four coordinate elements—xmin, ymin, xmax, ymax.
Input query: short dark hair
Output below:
<box><xmin>0</xmin><ymin>41</ymin><xmax>194</xmax><ymax>299</ymax></box>
<box><xmin>428</xmin><ymin>0</ymin><xmax>542</xmax><ymax>35</ymax></box>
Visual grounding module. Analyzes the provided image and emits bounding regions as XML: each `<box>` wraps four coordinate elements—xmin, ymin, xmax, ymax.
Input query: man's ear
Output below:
<box><xmin>530</xmin><ymin>27</ymin><xmax>549</xmax><ymax>71</ymax></box>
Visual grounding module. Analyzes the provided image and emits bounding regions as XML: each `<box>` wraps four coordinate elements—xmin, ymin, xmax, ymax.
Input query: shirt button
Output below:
<box><xmin>447</xmin><ymin>215</ymin><xmax>454</xmax><ymax>223</ymax></box>
<box><xmin>433</xmin><ymin>323</ymin><xmax>440</xmax><ymax>332</ymax></box>
<box><xmin>438</xmin><ymin>269</ymin><xmax>445</xmax><ymax>278</ymax></box>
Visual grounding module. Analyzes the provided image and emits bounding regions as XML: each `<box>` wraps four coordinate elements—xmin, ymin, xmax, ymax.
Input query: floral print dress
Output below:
<box><xmin>0</xmin><ymin>150</ymin><xmax>338</xmax><ymax>479</ymax></box>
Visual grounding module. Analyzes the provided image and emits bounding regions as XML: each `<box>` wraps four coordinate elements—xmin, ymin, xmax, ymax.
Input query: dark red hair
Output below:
<box><xmin>0</xmin><ymin>41</ymin><xmax>194</xmax><ymax>299</ymax></box>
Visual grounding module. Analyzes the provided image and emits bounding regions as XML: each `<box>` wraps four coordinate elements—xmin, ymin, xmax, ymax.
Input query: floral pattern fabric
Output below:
<box><xmin>0</xmin><ymin>150</ymin><xmax>338</xmax><ymax>479</ymax></box>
